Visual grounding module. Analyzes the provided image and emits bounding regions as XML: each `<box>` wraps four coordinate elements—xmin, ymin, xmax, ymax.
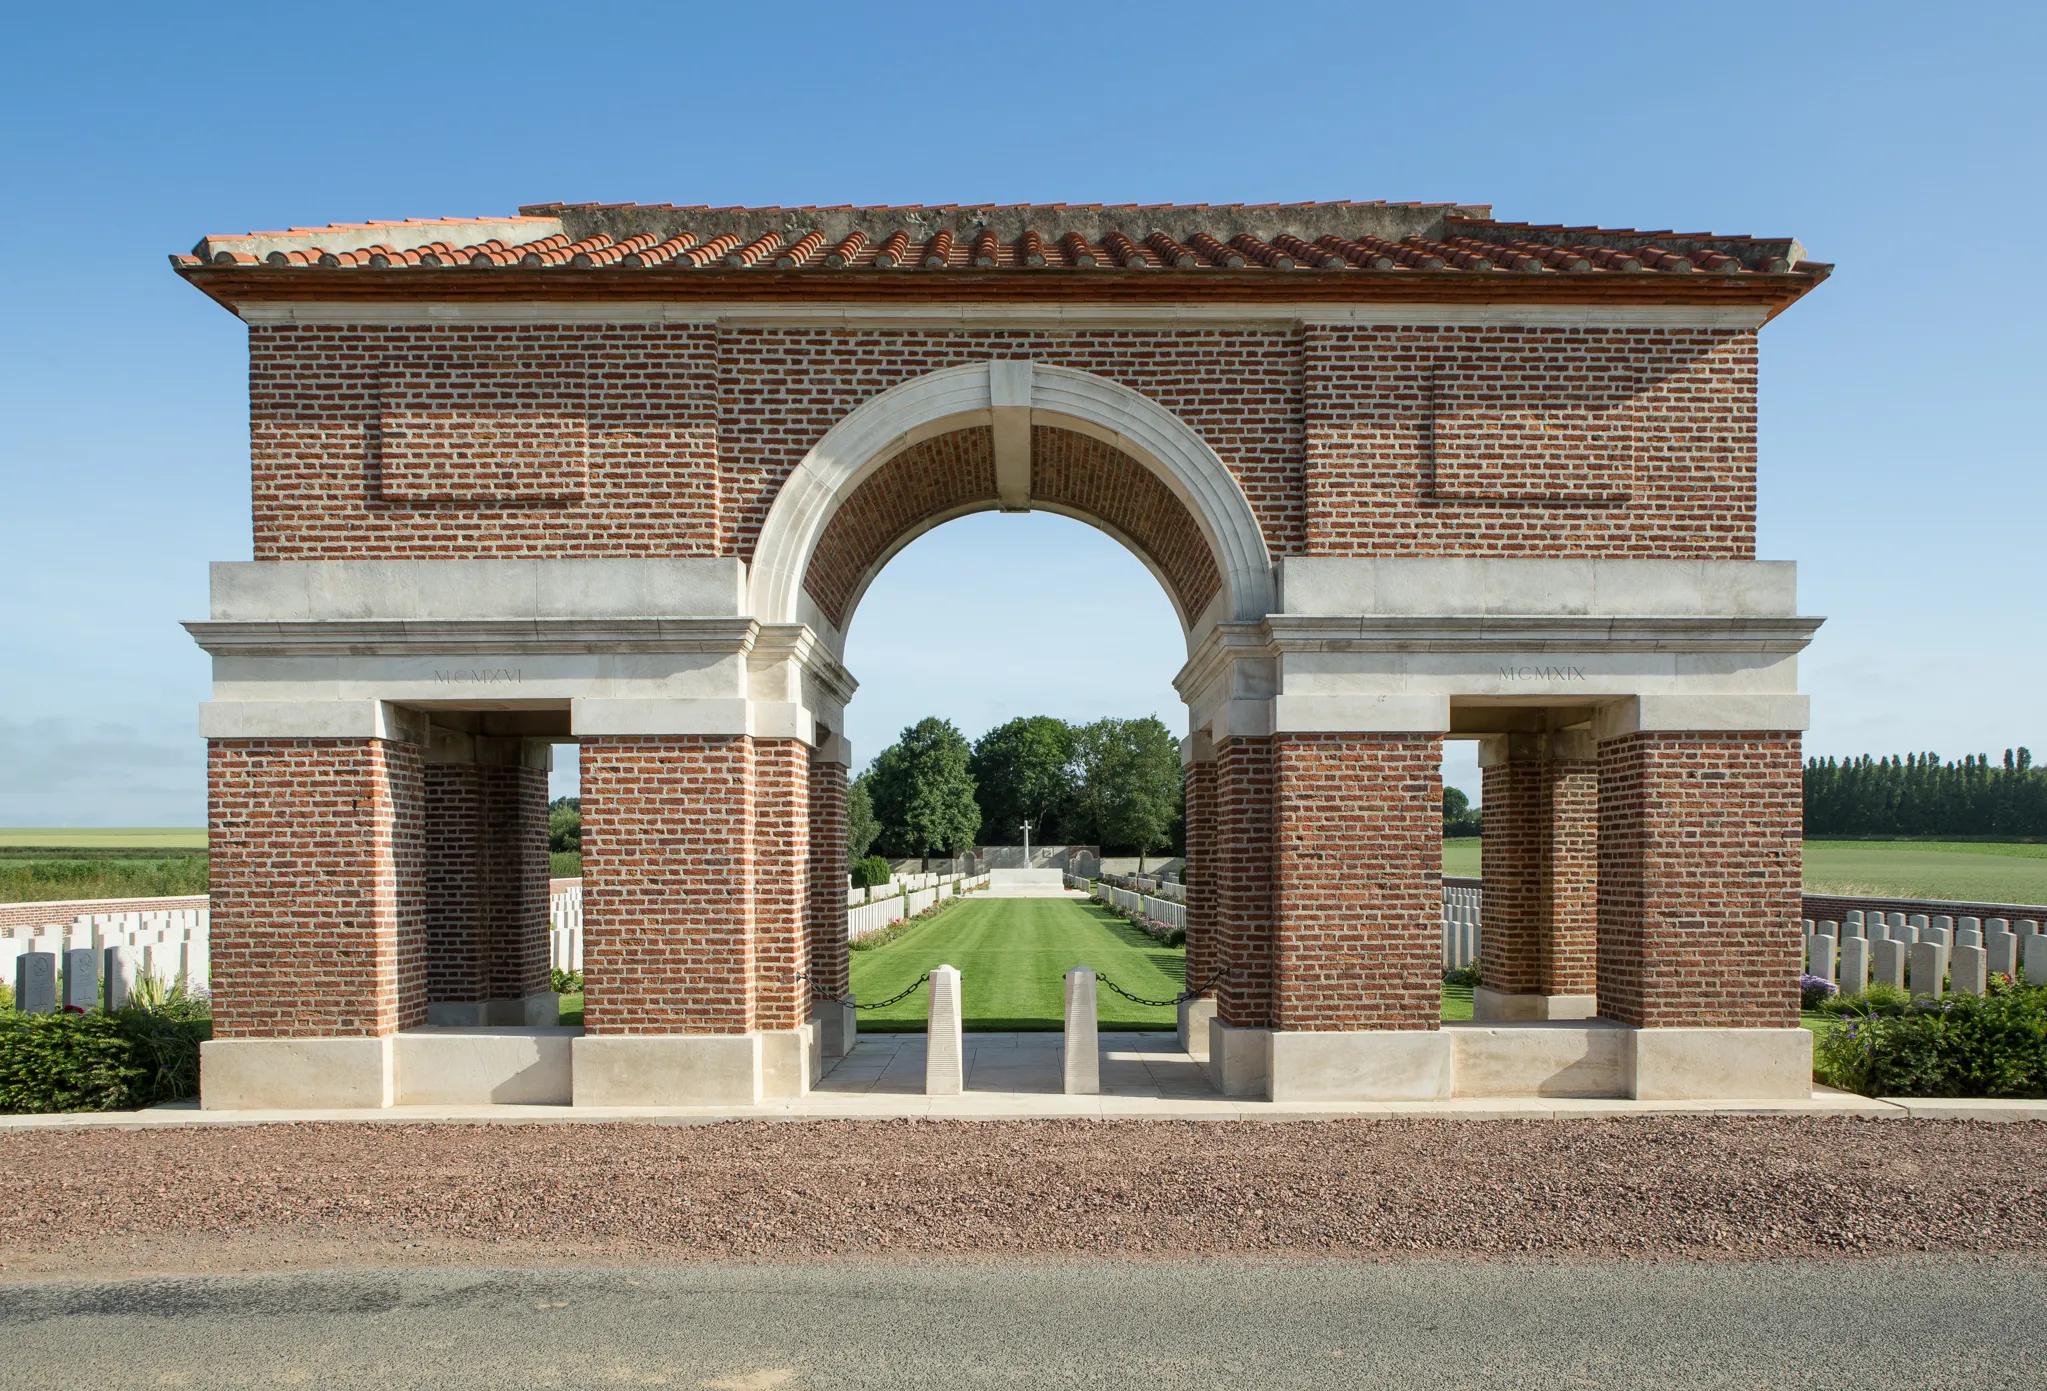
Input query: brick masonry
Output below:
<box><xmin>1212</xmin><ymin>736</ymin><xmax>1276</xmax><ymax>1030</ymax></box>
<box><xmin>422</xmin><ymin>761</ymin><xmax>551</xmax><ymax>1006</ymax></box>
<box><xmin>206</xmin><ymin>738</ymin><xmax>425</xmax><ymax>1038</ymax></box>
<box><xmin>1181</xmin><ymin>758</ymin><xmax>1217</xmax><ymax>998</ymax></box>
<box><xmin>1480</xmin><ymin>752</ymin><xmax>1598</xmax><ymax>998</ymax></box>
<box><xmin>1596</xmin><ymin>731</ymin><xmax>1803</xmax><ymax>1028</ymax></box>
<box><xmin>1273</xmin><ymin>734</ymin><xmax>1442</xmax><ymax>1031</ymax></box>
<box><xmin>578</xmin><ymin>735</ymin><xmax>756</xmax><ymax>1035</ymax></box>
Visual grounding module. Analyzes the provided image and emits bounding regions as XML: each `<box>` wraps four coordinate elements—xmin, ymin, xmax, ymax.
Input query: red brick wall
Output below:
<box><xmin>806</xmin><ymin>757</ymin><xmax>850</xmax><ymax>1002</ymax></box>
<box><xmin>206</xmin><ymin>738</ymin><xmax>426</xmax><ymax>1037</ymax></box>
<box><xmin>712</xmin><ymin>327</ymin><xmax>1307</xmax><ymax>561</ymax></box>
<box><xmin>1273</xmin><ymin>734</ymin><xmax>1441</xmax><ymax>1030</ymax></box>
<box><xmin>579</xmin><ymin>735</ymin><xmax>755</xmax><ymax>1035</ymax></box>
<box><xmin>1212</xmin><ymin>736</ymin><xmax>1275</xmax><ymax>1029</ymax></box>
<box><xmin>1181</xmin><ymin>758</ymin><xmax>1217</xmax><ymax>997</ymax></box>
<box><xmin>1303</xmin><ymin>326</ymin><xmax>1757</xmax><ymax>556</ymax></box>
<box><xmin>1596</xmin><ymin>731</ymin><xmax>1802</xmax><ymax>1028</ymax></box>
<box><xmin>1031</xmin><ymin>425</ymin><xmax>1222</xmax><ymax>621</ymax></box>
<box><xmin>422</xmin><ymin>762</ymin><xmax>551</xmax><ymax>1005</ymax></box>
<box><xmin>1480</xmin><ymin>755</ymin><xmax>1598</xmax><ymax>997</ymax></box>
<box><xmin>751</xmin><ymin>739</ymin><xmax>811</xmax><ymax>1032</ymax></box>
<box><xmin>248</xmin><ymin>323</ymin><xmax>720</xmax><ymax>558</ymax></box>
<box><xmin>804</xmin><ymin>427</ymin><xmax>997</xmax><ymax>626</ymax></box>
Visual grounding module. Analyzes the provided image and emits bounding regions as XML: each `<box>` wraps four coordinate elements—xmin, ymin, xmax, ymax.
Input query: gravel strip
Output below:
<box><xmin>3</xmin><ymin>1117</ymin><xmax>2043</xmax><ymax>1276</ymax></box>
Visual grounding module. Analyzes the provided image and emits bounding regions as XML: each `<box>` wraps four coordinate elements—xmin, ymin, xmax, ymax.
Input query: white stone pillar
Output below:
<box><xmin>925</xmin><ymin>965</ymin><xmax>963</xmax><ymax>1096</ymax></box>
<box><xmin>1063</xmin><ymin>967</ymin><xmax>1099</xmax><ymax>1095</ymax></box>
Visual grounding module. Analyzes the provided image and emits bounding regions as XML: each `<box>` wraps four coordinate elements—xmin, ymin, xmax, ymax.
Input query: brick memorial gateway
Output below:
<box><xmin>175</xmin><ymin>201</ymin><xmax>1830</xmax><ymax>1108</ymax></box>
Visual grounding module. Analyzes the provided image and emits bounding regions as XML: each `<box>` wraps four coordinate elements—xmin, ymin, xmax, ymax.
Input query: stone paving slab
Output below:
<box><xmin>0</xmin><ymin>1026</ymin><xmax>1914</xmax><ymax>1128</ymax></box>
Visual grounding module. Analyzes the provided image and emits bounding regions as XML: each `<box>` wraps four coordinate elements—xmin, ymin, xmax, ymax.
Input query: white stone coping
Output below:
<box><xmin>1275</xmin><ymin>557</ymin><xmax>1802</xmax><ymax>619</ymax></box>
<box><xmin>206</xmin><ymin>559</ymin><xmax>748</xmax><ymax>622</ymax></box>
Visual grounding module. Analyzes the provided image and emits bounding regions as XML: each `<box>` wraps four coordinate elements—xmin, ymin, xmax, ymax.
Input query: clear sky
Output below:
<box><xmin>1</xmin><ymin>3</ymin><xmax>2041</xmax><ymax>826</ymax></box>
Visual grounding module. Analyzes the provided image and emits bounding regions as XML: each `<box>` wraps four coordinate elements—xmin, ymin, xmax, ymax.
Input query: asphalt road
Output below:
<box><xmin>3</xmin><ymin>1258</ymin><xmax>2041</xmax><ymax>1389</ymax></box>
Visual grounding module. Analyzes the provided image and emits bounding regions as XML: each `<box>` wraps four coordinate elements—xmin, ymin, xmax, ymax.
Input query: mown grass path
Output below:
<box><xmin>849</xmin><ymin>895</ymin><xmax>1186</xmax><ymax>1031</ymax></box>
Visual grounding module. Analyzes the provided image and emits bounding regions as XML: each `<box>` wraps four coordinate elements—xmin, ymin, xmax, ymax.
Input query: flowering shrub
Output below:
<box><xmin>1815</xmin><ymin>978</ymin><xmax>2047</xmax><ymax>1098</ymax></box>
<box><xmin>1800</xmin><ymin>974</ymin><xmax>1839</xmax><ymax>1011</ymax></box>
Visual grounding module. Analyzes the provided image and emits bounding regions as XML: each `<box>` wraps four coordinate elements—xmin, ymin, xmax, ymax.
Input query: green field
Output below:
<box><xmin>1445</xmin><ymin>836</ymin><xmax>2047</xmax><ymax>904</ymax></box>
<box><xmin>0</xmin><ymin>828</ymin><xmax>207</xmax><ymax>849</ymax></box>
<box><xmin>850</xmin><ymin>896</ymin><xmax>1186</xmax><ymax>1031</ymax></box>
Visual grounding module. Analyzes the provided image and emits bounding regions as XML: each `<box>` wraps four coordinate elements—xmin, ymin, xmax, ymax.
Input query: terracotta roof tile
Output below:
<box><xmin>174</xmin><ymin>202</ymin><xmax>1825</xmax><ymax>290</ymax></box>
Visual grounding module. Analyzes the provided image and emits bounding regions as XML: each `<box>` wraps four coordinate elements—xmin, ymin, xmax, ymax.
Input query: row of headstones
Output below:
<box><xmin>10</xmin><ymin>945</ymin><xmax>193</xmax><ymax>1015</ymax></box>
<box><xmin>1804</xmin><ymin>912</ymin><xmax>2045</xmax><ymax>997</ymax></box>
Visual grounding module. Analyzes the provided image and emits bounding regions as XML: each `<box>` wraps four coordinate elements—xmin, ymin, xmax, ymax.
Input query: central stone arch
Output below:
<box><xmin>748</xmin><ymin>361</ymin><xmax>1276</xmax><ymax>648</ymax></box>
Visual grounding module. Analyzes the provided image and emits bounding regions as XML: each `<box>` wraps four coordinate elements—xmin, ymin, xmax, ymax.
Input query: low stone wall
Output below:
<box><xmin>0</xmin><ymin>894</ymin><xmax>209</xmax><ymax>931</ymax></box>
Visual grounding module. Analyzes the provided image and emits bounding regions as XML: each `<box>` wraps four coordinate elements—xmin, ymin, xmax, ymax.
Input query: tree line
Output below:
<box><xmin>1804</xmin><ymin>748</ymin><xmax>2045</xmax><ymax>838</ymax></box>
<box><xmin>849</xmin><ymin>714</ymin><xmax>1185</xmax><ymax>865</ymax></box>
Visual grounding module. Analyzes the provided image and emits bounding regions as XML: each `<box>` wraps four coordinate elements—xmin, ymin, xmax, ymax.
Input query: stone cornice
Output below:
<box><xmin>183</xmin><ymin>616</ymin><xmax>764</xmax><ymax>657</ymax></box>
<box><xmin>1259</xmin><ymin>614</ymin><xmax>1826</xmax><ymax>654</ymax></box>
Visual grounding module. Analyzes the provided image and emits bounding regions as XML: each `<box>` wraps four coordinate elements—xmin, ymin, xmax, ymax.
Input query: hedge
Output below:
<box><xmin>1814</xmin><ymin>978</ymin><xmax>2047</xmax><ymax>1098</ymax></box>
<box><xmin>0</xmin><ymin>1002</ymin><xmax>211</xmax><ymax>1113</ymax></box>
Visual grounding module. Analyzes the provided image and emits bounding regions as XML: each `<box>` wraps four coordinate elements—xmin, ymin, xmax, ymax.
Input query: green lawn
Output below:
<box><xmin>0</xmin><ymin>827</ymin><xmax>207</xmax><ymax>849</ymax></box>
<box><xmin>1443</xmin><ymin>838</ymin><xmax>1481</xmax><ymax>878</ymax></box>
<box><xmin>850</xmin><ymin>896</ymin><xmax>1186</xmax><ymax>1031</ymax></box>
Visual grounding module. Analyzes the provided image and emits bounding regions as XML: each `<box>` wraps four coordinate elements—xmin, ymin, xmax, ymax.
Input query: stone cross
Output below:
<box><xmin>1062</xmin><ymin>967</ymin><xmax>1100</xmax><ymax>1095</ymax></box>
<box><xmin>15</xmin><ymin>951</ymin><xmax>57</xmax><ymax>1015</ymax></box>
<box><xmin>62</xmin><ymin>947</ymin><xmax>98</xmax><ymax>1011</ymax></box>
<box><xmin>1838</xmin><ymin>936</ymin><xmax>1870</xmax><ymax>995</ymax></box>
<box><xmin>1871</xmin><ymin>939</ymin><xmax>1906</xmax><ymax>991</ymax></box>
<box><xmin>925</xmin><ymin>964</ymin><xmax>964</xmax><ymax>1096</ymax></box>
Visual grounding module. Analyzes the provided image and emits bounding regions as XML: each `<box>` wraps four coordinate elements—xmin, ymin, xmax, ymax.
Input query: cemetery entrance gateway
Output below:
<box><xmin>175</xmin><ymin>200</ymin><xmax>1830</xmax><ymax>1108</ymax></box>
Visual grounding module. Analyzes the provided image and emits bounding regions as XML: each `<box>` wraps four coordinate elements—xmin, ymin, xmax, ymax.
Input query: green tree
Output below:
<box><xmin>970</xmin><ymin>716</ymin><xmax>1078</xmax><ymax>845</ymax></box>
<box><xmin>548</xmin><ymin>796</ymin><xmax>581</xmax><ymax>853</ymax></box>
<box><xmin>1443</xmin><ymin>786</ymin><xmax>1482</xmax><ymax>838</ymax></box>
<box><xmin>846</xmin><ymin>775</ymin><xmax>881</xmax><ymax>866</ymax></box>
<box><xmin>1073</xmin><ymin>716</ymin><xmax>1184</xmax><ymax>868</ymax></box>
<box><xmin>867</xmin><ymin>717</ymin><xmax>982</xmax><ymax>866</ymax></box>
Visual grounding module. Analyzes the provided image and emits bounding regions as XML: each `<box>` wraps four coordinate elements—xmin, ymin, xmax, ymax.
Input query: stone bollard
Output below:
<box><xmin>1807</xmin><ymin>934</ymin><xmax>1837</xmax><ymax>983</ymax></box>
<box><xmin>1951</xmin><ymin>944</ymin><xmax>1988</xmax><ymax>996</ymax></box>
<box><xmin>2025</xmin><ymin>933</ymin><xmax>2047</xmax><ymax>986</ymax></box>
<box><xmin>925</xmin><ymin>965</ymin><xmax>964</xmax><ymax>1096</ymax></box>
<box><xmin>103</xmin><ymin>946</ymin><xmax>139</xmax><ymax>1011</ymax></box>
<box><xmin>15</xmin><ymin>951</ymin><xmax>57</xmax><ymax>1015</ymax></box>
<box><xmin>1909</xmin><ymin>941</ymin><xmax>1948</xmax><ymax>999</ymax></box>
<box><xmin>62</xmin><ymin>947</ymin><xmax>98</xmax><ymax>1011</ymax></box>
<box><xmin>1063</xmin><ymin>968</ymin><xmax>1100</xmax><ymax>1095</ymax></box>
<box><xmin>1987</xmin><ymin>931</ymin><xmax>2018</xmax><ymax>981</ymax></box>
<box><xmin>1838</xmin><ymin>936</ymin><xmax>1870</xmax><ymax>995</ymax></box>
<box><xmin>1871</xmin><ymin>939</ymin><xmax>1906</xmax><ymax>991</ymax></box>
<box><xmin>820</xmin><ymin>994</ymin><xmax>858</xmax><ymax>1060</ymax></box>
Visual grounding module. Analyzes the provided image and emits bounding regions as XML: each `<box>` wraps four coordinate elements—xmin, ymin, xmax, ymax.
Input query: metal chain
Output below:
<box><xmin>799</xmin><ymin>971</ymin><xmax>932</xmax><ymax>1011</ymax></box>
<box><xmin>1086</xmin><ymin>965</ymin><xmax>1230</xmax><ymax>1009</ymax></box>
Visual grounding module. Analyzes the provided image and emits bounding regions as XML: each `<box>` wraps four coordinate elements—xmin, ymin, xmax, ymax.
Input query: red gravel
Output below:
<box><xmin>2</xmin><ymin>1117</ymin><xmax>2043</xmax><ymax>1277</ymax></box>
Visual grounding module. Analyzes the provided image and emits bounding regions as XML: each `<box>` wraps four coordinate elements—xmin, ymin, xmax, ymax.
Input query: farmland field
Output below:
<box><xmin>0</xmin><ymin>827</ymin><xmax>206</xmax><ymax>850</ymax></box>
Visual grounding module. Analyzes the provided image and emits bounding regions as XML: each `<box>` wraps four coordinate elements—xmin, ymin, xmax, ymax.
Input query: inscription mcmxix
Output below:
<box><xmin>1499</xmin><ymin>664</ymin><xmax>1588</xmax><ymax>681</ymax></box>
<box><xmin>435</xmin><ymin>668</ymin><xmax>522</xmax><ymax>684</ymax></box>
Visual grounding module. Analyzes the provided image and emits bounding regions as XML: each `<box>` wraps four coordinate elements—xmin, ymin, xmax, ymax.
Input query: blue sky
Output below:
<box><xmin>0</xmin><ymin>4</ymin><xmax>2040</xmax><ymax>825</ymax></box>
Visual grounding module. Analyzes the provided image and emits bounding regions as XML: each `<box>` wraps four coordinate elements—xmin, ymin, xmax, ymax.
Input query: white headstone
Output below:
<box><xmin>15</xmin><ymin>951</ymin><xmax>57</xmax><ymax>1015</ymax></box>
<box><xmin>103</xmin><ymin>946</ymin><xmax>139</xmax><ymax>1011</ymax></box>
<box><xmin>1063</xmin><ymin>968</ymin><xmax>1100</xmax><ymax>1095</ymax></box>
<box><xmin>1950</xmin><ymin>944</ymin><xmax>1988</xmax><ymax>996</ymax></box>
<box><xmin>62</xmin><ymin>947</ymin><xmax>98</xmax><ymax>1011</ymax></box>
<box><xmin>1838</xmin><ymin>936</ymin><xmax>1870</xmax><ymax>995</ymax></box>
<box><xmin>2024</xmin><ymin>933</ymin><xmax>2047</xmax><ymax>987</ymax></box>
<box><xmin>1808</xmin><ymin>934</ymin><xmax>1837</xmax><ymax>983</ymax></box>
<box><xmin>1845</xmin><ymin>911</ymin><xmax>1864</xmax><ymax>929</ymax></box>
<box><xmin>925</xmin><ymin>964</ymin><xmax>964</xmax><ymax>1097</ymax></box>
<box><xmin>1871</xmin><ymin>938</ymin><xmax>1907</xmax><ymax>991</ymax></box>
<box><xmin>1822</xmin><ymin>919</ymin><xmax>1842</xmax><ymax>938</ymax></box>
<box><xmin>1909</xmin><ymin>914</ymin><xmax>1929</xmax><ymax>931</ymax></box>
<box><xmin>1986</xmin><ymin>930</ymin><xmax>2018</xmax><ymax>980</ymax></box>
<box><xmin>1909</xmin><ymin>941</ymin><xmax>1947</xmax><ymax>999</ymax></box>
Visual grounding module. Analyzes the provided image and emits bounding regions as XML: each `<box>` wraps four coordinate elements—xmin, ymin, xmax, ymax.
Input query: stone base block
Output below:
<box><xmin>425</xmin><ymin>993</ymin><xmax>560</xmax><ymax>1028</ymax></box>
<box><xmin>760</xmin><ymin>1023</ymin><xmax>821</xmax><ymax>1100</ymax></box>
<box><xmin>571</xmin><ymin>1034</ymin><xmax>762</xmax><ymax>1106</ymax></box>
<box><xmin>200</xmin><ymin>1037</ymin><xmax>394</xmax><ymax>1110</ymax></box>
<box><xmin>1471</xmin><ymin>986</ymin><xmax>1599</xmax><ymax>1022</ymax></box>
<box><xmin>1268</xmin><ymin>1030</ymin><xmax>1454</xmax><ymax>1102</ymax></box>
<box><xmin>818</xmin><ymin>999</ymin><xmax>857</xmax><ymax>1059</ymax></box>
<box><xmin>1177</xmin><ymin>996</ymin><xmax>1216</xmax><ymax>1060</ymax></box>
<box><xmin>1446</xmin><ymin>1022</ymin><xmax>1629</xmax><ymax>1098</ymax></box>
<box><xmin>1626</xmin><ymin>1027</ymin><xmax>1813</xmax><ymax>1101</ymax></box>
<box><xmin>1204</xmin><ymin>1021</ymin><xmax>1270</xmax><ymax>1098</ymax></box>
<box><xmin>393</xmin><ymin>1028</ymin><xmax>577</xmax><ymax>1105</ymax></box>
